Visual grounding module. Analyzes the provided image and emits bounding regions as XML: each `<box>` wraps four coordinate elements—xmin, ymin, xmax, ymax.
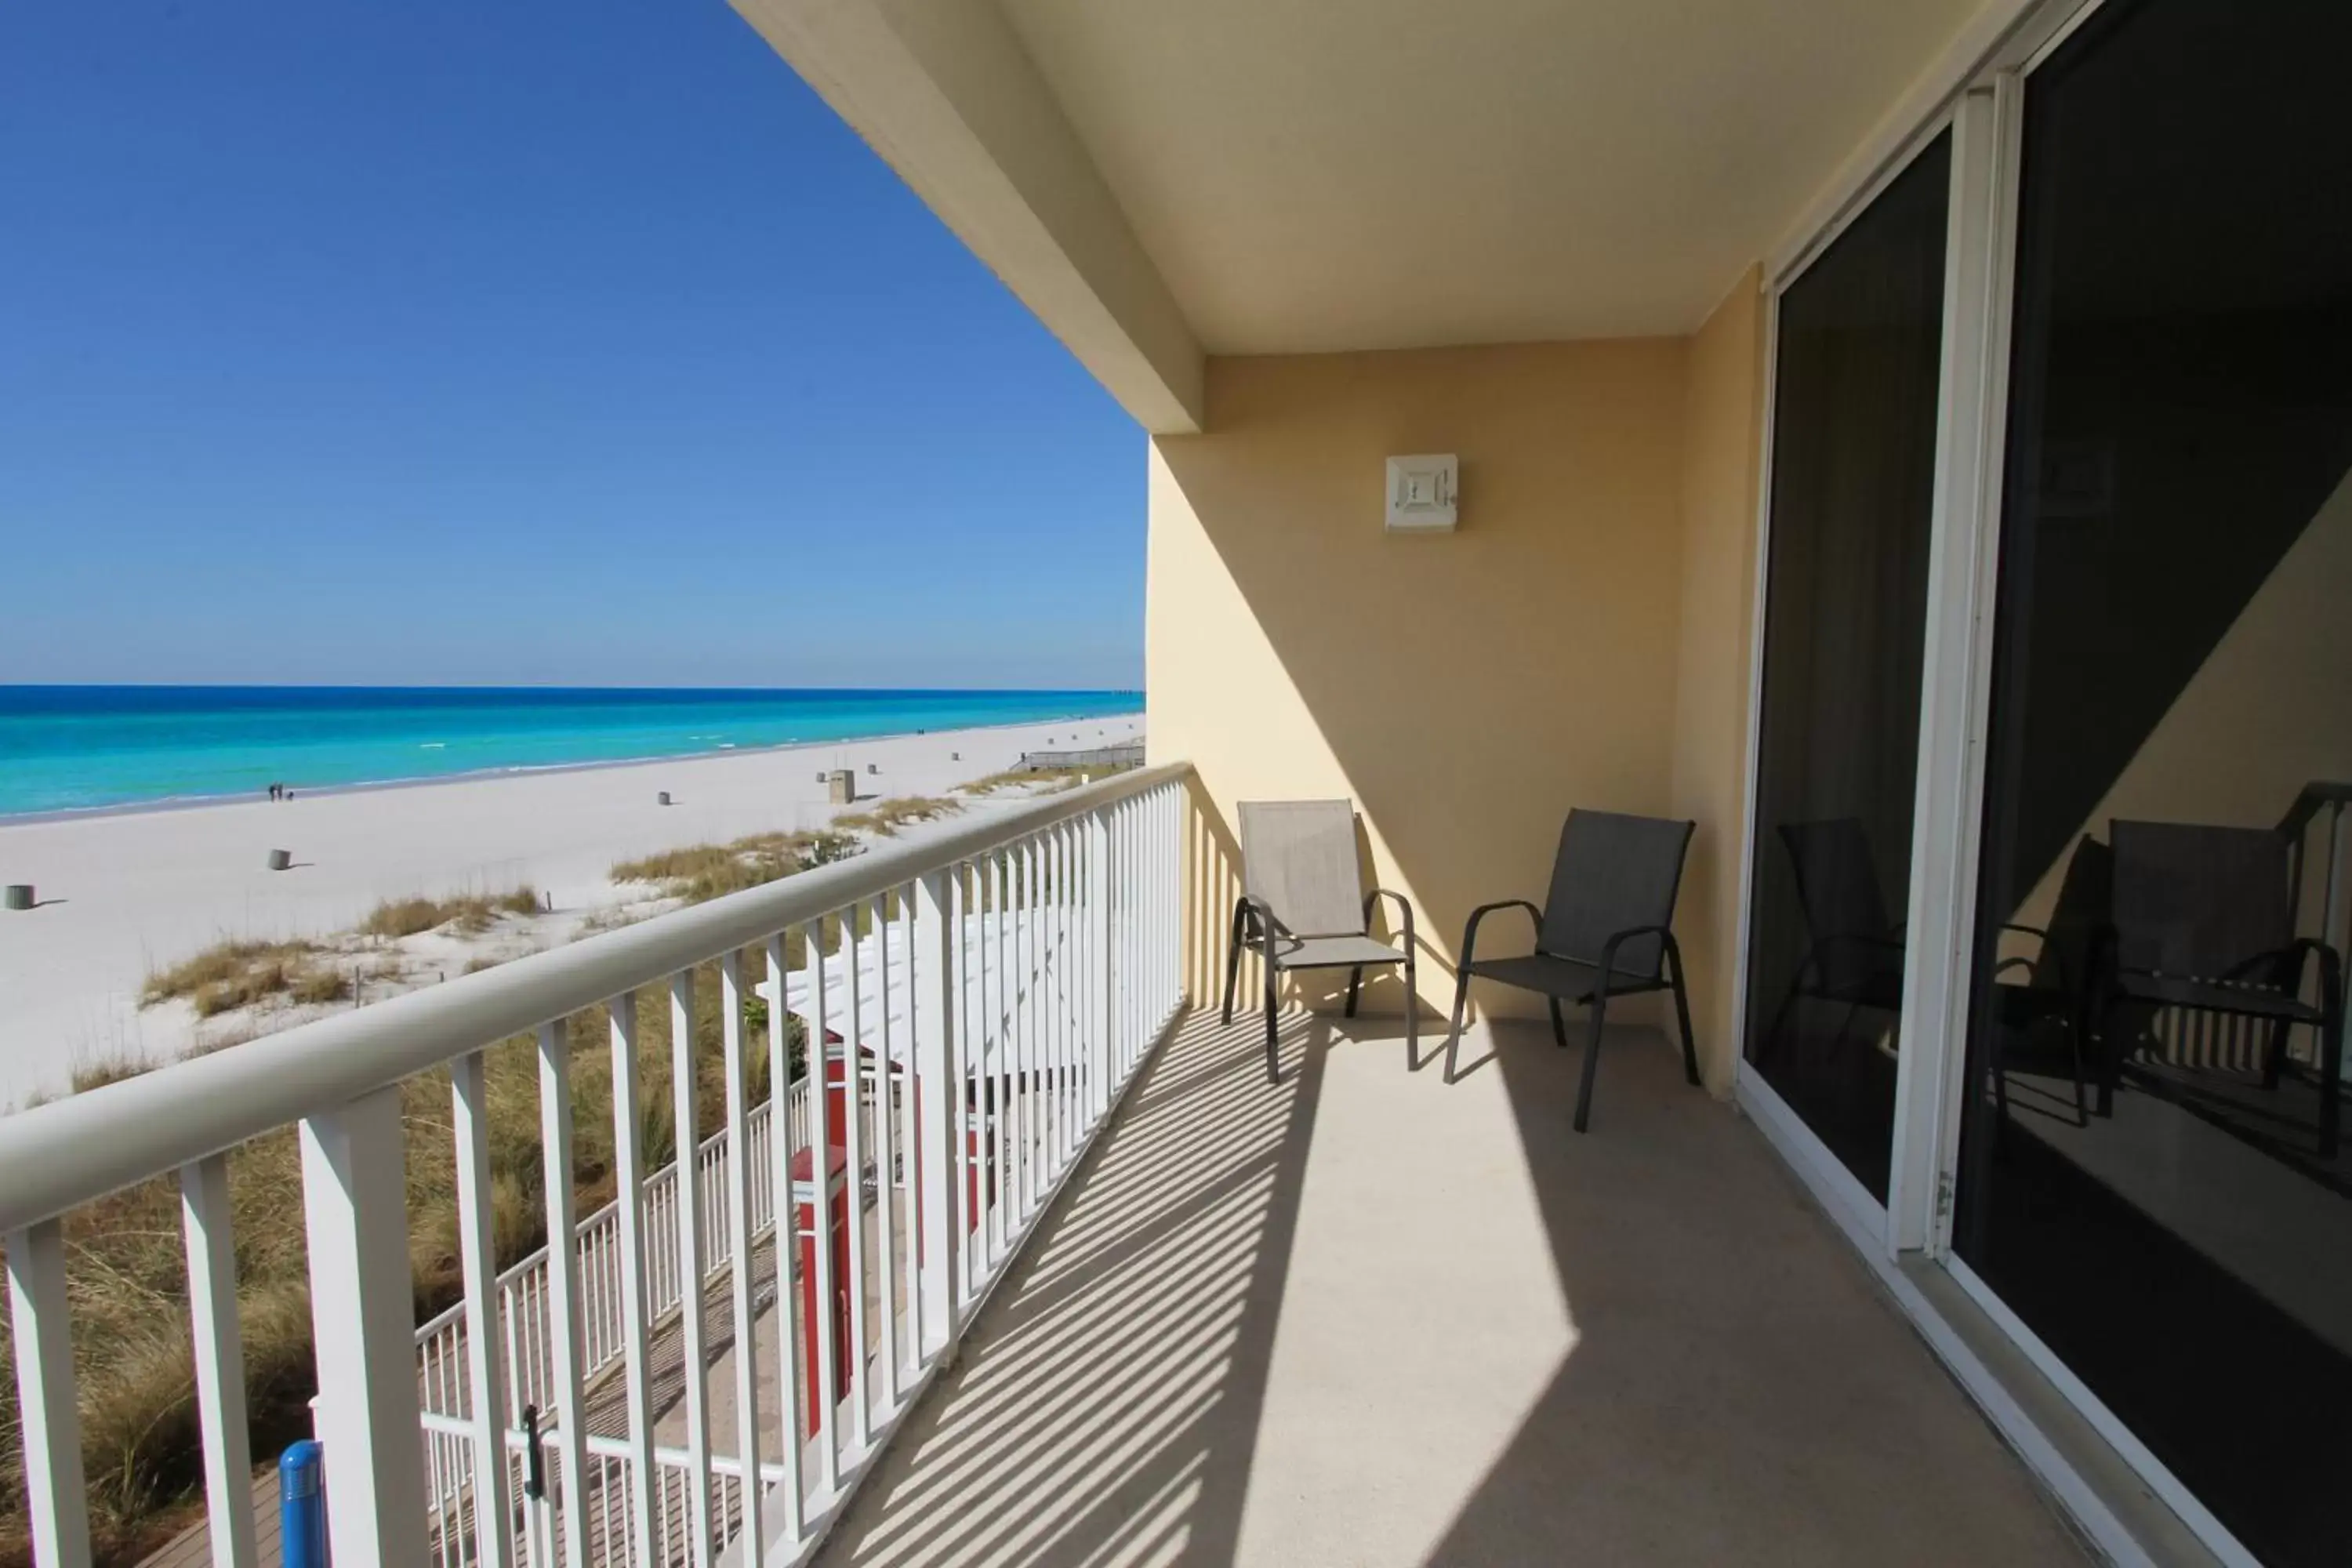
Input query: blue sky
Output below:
<box><xmin>0</xmin><ymin>2</ymin><xmax>1144</xmax><ymax>691</ymax></box>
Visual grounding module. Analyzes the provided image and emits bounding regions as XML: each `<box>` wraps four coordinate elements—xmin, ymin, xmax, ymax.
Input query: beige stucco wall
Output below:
<box><xmin>1668</xmin><ymin>273</ymin><xmax>1768</xmax><ymax>1086</ymax></box>
<box><xmin>1149</xmin><ymin>334</ymin><xmax>1768</xmax><ymax>1062</ymax></box>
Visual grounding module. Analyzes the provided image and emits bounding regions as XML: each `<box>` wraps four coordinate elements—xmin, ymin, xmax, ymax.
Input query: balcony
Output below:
<box><xmin>2</xmin><ymin>768</ymin><xmax>2079</xmax><ymax>1566</ymax></box>
<box><xmin>821</xmin><ymin>1008</ymin><xmax>2085</xmax><ymax>1567</ymax></box>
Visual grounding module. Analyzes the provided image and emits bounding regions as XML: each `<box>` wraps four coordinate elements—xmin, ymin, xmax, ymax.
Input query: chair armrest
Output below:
<box><xmin>2281</xmin><ymin>938</ymin><xmax>2346</xmax><ymax>1015</ymax></box>
<box><xmin>1596</xmin><ymin>924</ymin><xmax>1679</xmax><ymax>993</ymax></box>
<box><xmin>1233</xmin><ymin>894</ymin><xmax>1281</xmax><ymax>930</ymax></box>
<box><xmin>1459</xmin><ymin>899</ymin><xmax>1542</xmax><ymax>971</ymax></box>
<box><xmin>1363</xmin><ymin>887</ymin><xmax>1416</xmax><ymax>951</ymax></box>
<box><xmin>1999</xmin><ymin>922</ymin><xmax>2066</xmax><ymax>993</ymax></box>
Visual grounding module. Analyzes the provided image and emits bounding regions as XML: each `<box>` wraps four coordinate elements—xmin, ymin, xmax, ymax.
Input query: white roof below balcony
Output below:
<box><xmin>734</xmin><ymin>0</ymin><xmax>2005</xmax><ymax>431</ymax></box>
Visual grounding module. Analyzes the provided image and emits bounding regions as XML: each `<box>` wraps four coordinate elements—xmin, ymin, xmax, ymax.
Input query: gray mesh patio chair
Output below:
<box><xmin>1446</xmin><ymin>809</ymin><xmax>1700</xmax><ymax>1131</ymax></box>
<box><xmin>2096</xmin><ymin>818</ymin><xmax>2343</xmax><ymax>1156</ymax></box>
<box><xmin>1221</xmin><ymin>800</ymin><xmax>1416</xmax><ymax>1085</ymax></box>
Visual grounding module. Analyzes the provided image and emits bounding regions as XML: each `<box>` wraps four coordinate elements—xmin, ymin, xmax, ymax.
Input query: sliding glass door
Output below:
<box><xmin>1950</xmin><ymin>0</ymin><xmax>2352</xmax><ymax>1560</ymax></box>
<box><xmin>1741</xmin><ymin>134</ymin><xmax>1951</xmax><ymax>1201</ymax></box>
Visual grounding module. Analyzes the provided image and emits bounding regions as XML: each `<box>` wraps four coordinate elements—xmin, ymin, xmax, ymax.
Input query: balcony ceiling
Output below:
<box><xmin>997</xmin><ymin>0</ymin><xmax>1987</xmax><ymax>352</ymax></box>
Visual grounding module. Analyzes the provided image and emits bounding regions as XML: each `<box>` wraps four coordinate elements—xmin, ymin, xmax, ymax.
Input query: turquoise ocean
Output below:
<box><xmin>0</xmin><ymin>686</ymin><xmax>1144</xmax><ymax>818</ymax></box>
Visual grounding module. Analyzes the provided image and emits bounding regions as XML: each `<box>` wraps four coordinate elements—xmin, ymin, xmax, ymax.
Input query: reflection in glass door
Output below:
<box><xmin>1951</xmin><ymin>0</ymin><xmax>2352</xmax><ymax>1560</ymax></box>
<box><xmin>1741</xmin><ymin>134</ymin><xmax>1950</xmax><ymax>1201</ymax></box>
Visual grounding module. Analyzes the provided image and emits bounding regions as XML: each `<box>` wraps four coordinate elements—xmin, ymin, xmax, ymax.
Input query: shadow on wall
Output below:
<box><xmin>1151</xmin><ymin>343</ymin><xmax>1694</xmax><ymax>1051</ymax></box>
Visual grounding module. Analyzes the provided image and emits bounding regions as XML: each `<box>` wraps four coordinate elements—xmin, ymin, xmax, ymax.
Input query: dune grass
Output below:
<box><xmin>611</xmin><ymin>829</ymin><xmax>858</xmax><ymax>906</ymax></box>
<box><xmin>0</xmin><ymin>958</ymin><xmax>814</xmax><ymax>1565</ymax></box>
<box><xmin>359</xmin><ymin>886</ymin><xmax>542</xmax><ymax>939</ymax></box>
<box><xmin>954</xmin><ymin>762</ymin><xmax>1134</xmax><ymax>796</ymax></box>
<box><xmin>833</xmin><ymin>795</ymin><xmax>959</xmax><ymax>836</ymax></box>
<box><xmin>141</xmin><ymin>939</ymin><xmax>337</xmax><ymax>1019</ymax></box>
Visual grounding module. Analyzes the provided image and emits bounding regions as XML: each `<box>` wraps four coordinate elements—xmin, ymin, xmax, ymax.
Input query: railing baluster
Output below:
<box><xmin>1016</xmin><ymin>840</ymin><xmax>1035</xmax><ymax>1225</ymax></box>
<box><xmin>764</xmin><ymin>931</ymin><xmax>809</xmax><ymax>1548</ymax></box>
<box><xmin>1089</xmin><ymin>809</ymin><xmax>1113</xmax><ymax>1120</ymax></box>
<box><xmin>670</xmin><ymin>968</ymin><xmax>716</xmax><ymax>1566</ymax></box>
<box><xmin>893</xmin><ymin>885</ymin><xmax>925</xmax><ymax>1374</ymax></box>
<box><xmin>177</xmin><ymin>1154</ymin><xmax>258</xmax><ymax>1568</ymax></box>
<box><xmin>914</xmin><ymin>866</ymin><xmax>962</xmax><ymax>1357</ymax></box>
<box><xmin>843</xmin><ymin>900</ymin><xmax>873</xmax><ymax>1453</ymax></box>
<box><xmin>804</xmin><ymin>916</ymin><xmax>842</xmax><ymax>1497</ymax></box>
<box><xmin>9</xmin><ymin>1217</ymin><xmax>92</xmax><ymax>1568</ymax></box>
<box><xmin>300</xmin><ymin>1086</ymin><xmax>430</xmax><ymax>1563</ymax></box>
<box><xmin>988</xmin><ymin>852</ymin><xmax>1007</xmax><ymax>1269</ymax></box>
<box><xmin>535</xmin><ymin>1020</ymin><xmax>590</xmax><ymax>1566</ymax></box>
<box><xmin>720</xmin><ymin>951</ymin><xmax>767</xmax><ymax>1568</ymax></box>
<box><xmin>452</xmin><ymin>1051</ymin><xmax>516</xmax><ymax>1568</ymax></box>
<box><xmin>608</xmin><ymin>993</ymin><xmax>659</xmax><ymax>1566</ymax></box>
<box><xmin>1053</xmin><ymin>824</ymin><xmax>1073</xmax><ymax>1173</ymax></box>
<box><xmin>871</xmin><ymin>891</ymin><xmax>902</xmax><ymax>1407</ymax></box>
<box><xmin>951</xmin><ymin>866</ymin><xmax>974</xmax><ymax>1305</ymax></box>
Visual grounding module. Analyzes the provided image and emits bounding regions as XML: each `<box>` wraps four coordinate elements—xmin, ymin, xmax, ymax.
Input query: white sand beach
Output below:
<box><xmin>0</xmin><ymin>713</ymin><xmax>1143</xmax><ymax>1109</ymax></box>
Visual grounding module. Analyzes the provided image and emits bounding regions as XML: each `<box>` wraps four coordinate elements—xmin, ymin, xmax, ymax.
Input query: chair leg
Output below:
<box><xmin>1669</xmin><ymin>967</ymin><xmax>1700</xmax><ymax>1088</ymax></box>
<box><xmin>1221</xmin><ymin>902</ymin><xmax>1248</xmax><ymax>1025</ymax></box>
<box><xmin>1404</xmin><ymin>960</ymin><xmax>1418</xmax><ymax>1065</ymax></box>
<box><xmin>1263</xmin><ymin>959</ymin><xmax>1283</xmax><ymax>1086</ymax></box>
<box><xmin>1548</xmin><ymin>997</ymin><xmax>1568</xmax><ymax>1048</ymax></box>
<box><xmin>1444</xmin><ymin>967</ymin><xmax>1473</xmax><ymax>1083</ymax></box>
<box><xmin>2321</xmin><ymin>1011</ymin><xmax>2343</xmax><ymax>1160</ymax></box>
<box><xmin>2064</xmin><ymin>1018</ymin><xmax>2090</xmax><ymax>1128</ymax></box>
<box><xmin>1573</xmin><ymin>991</ymin><xmax>1610</xmax><ymax>1134</ymax></box>
<box><xmin>1345</xmin><ymin>965</ymin><xmax>1363</xmax><ymax>1017</ymax></box>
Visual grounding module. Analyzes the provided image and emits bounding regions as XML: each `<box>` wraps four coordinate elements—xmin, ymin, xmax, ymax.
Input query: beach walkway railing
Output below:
<box><xmin>3</xmin><ymin>763</ymin><xmax>1191</xmax><ymax>1568</ymax></box>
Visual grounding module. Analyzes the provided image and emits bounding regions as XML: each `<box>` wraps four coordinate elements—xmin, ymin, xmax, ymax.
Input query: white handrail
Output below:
<box><xmin>0</xmin><ymin>763</ymin><xmax>1185</xmax><ymax>1234</ymax></box>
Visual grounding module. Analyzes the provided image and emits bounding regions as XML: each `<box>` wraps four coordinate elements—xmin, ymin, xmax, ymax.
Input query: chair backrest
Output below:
<box><xmin>1238</xmin><ymin>800</ymin><xmax>1367</xmax><ymax>938</ymax></box>
<box><xmin>2110</xmin><ymin>819</ymin><xmax>2292</xmax><ymax>979</ymax></box>
<box><xmin>1537</xmin><ymin>810</ymin><xmax>1695</xmax><ymax>975</ymax></box>
<box><xmin>2039</xmin><ymin>833</ymin><xmax>2114</xmax><ymax>988</ymax></box>
<box><xmin>1778</xmin><ymin>818</ymin><xmax>1892</xmax><ymax>945</ymax></box>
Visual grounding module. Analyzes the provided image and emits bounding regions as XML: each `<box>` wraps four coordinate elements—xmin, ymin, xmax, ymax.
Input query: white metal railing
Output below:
<box><xmin>1</xmin><ymin>764</ymin><xmax>1189</xmax><ymax>1568</ymax></box>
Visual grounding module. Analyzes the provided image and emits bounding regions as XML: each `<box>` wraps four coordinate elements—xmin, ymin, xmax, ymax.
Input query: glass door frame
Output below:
<box><xmin>1729</xmin><ymin>0</ymin><xmax>2267</xmax><ymax>1559</ymax></box>
<box><xmin>1728</xmin><ymin>98</ymin><xmax>1962</xmax><ymax>1246</ymax></box>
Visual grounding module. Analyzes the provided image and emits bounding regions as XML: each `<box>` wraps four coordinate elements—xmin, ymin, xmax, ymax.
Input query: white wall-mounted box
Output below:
<box><xmin>1385</xmin><ymin>454</ymin><xmax>1458</xmax><ymax>532</ymax></box>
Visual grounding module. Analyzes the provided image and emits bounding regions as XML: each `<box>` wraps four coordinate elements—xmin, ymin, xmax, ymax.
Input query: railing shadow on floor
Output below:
<box><xmin>807</xmin><ymin>1005</ymin><xmax>1327</xmax><ymax>1568</ymax></box>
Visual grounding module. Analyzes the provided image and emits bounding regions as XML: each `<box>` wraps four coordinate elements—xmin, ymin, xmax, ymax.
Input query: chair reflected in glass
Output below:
<box><xmin>1760</xmin><ymin>818</ymin><xmax>1908</xmax><ymax>1068</ymax></box>
<box><xmin>1983</xmin><ymin>835</ymin><xmax>2107</xmax><ymax>1128</ymax></box>
<box><xmin>2091</xmin><ymin>819</ymin><xmax>2346</xmax><ymax>1159</ymax></box>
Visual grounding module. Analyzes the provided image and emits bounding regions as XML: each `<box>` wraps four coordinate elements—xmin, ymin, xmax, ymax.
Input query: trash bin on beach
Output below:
<box><xmin>267</xmin><ymin>849</ymin><xmax>292</xmax><ymax>872</ymax></box>
<box><xmin>5</xmin><ymin>885</ymin><xmax>32</xmax><ymax>912</ymax></box>
<box><xmin>657</xmin><ymin>790</ymin><xmax>672</xmax><ymax>807</ymax></box>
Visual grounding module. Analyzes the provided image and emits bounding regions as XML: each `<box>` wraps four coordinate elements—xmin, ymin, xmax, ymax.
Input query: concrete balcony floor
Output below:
<box><xmin>815</xmin><ymin>1008</ymin><xmax>2090</xmax><ymax>1567</ymax></box>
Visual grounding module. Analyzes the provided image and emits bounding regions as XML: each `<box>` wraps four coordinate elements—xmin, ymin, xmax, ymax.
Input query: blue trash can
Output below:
<box><xmin>280</xmin><ymin>1439</ymin><xmax>328</xmax><ymax>1567</ymax></box>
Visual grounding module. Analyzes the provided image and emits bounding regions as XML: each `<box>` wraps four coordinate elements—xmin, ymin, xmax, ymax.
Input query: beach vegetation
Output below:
<box><xmin>955</xmin><ymin>762</ymin><xmax>1134</xmax><ymax>796</ymax></box>
<box><xmin>359</xmin><ymin>886</ymin><xmax>542</xmax><ymax>939</ymax></box>
<box><xmin>140</xmin><ymin>939</ymin><xmax>339</xmax><ymax>1019</ymax></box>
<box><xmin>611</xmin><ymin>829</ymin><xmax>858</xmax><ymax>906</ymax></box>
<box><xmin>833</xmin><ymin>795</ymin><xmax>960</xmax><ymax>836</ymax></box>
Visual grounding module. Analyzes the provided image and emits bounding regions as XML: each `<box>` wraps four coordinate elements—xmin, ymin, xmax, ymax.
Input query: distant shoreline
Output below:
<box><xmin>0</xmin><ymin>711</ymin><xmax>1148</xmax><ymax>1111</ymax></box>
<box><xmin>0</xmin><ymin>709</ymin><xmax>1142</xmax><ymax>828</ymax></box>
<box><xmin>0</xmin><ymin>686</ymin><xmax>1143</xmax><ymax>825</ymax></box>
